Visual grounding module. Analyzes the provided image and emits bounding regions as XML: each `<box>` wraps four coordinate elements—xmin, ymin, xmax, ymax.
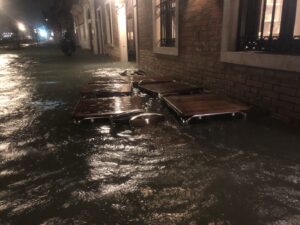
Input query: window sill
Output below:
<box><xmin>153</xmin><ymin>47</ymin><xmax>178</xmax><ymax>56</ymax></box>
<box><xmin>221</xmin><ymin>51</ymin><xmax>300</xmax><ymax>73</ymax></box>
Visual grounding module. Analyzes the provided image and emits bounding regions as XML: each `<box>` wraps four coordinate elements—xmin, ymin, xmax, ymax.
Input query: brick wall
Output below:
<box><xmin>137</xmin><ymin>0</ymin><xmax>300</xmax><ymax>125</ymax></box>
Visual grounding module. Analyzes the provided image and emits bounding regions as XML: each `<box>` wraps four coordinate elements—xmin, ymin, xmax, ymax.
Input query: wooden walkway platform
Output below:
<box><xmin>80</xmin><ymin>83</ymin><xmax>132</xmax><ymax>98</ymax></box>
<box><xmin>138</xmin><ymin>81</ymin><xmax>201</xmax><ymax>96</ymax></box>
<box><xmin>162</xmin><ymin>94</ymin><xmax>250</xmax><ymax>124</ymax></box>
<box><xmin>73</xmin><ymin>96</ymin><xmax>144</xmax><ymax>122</ymax></box>
<box><xmin>88</xmin><ymin>77</ymin><xmax>131</xmax><ymax>84</ymax></box>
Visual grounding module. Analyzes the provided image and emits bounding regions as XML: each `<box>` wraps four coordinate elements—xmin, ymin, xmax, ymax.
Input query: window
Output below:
<box><xmin>221</xmin><ymin>0</ymin><xmax>300</xmax><ymax>73</ymax></box>
<box><xmin>104</xmin><ymin>1</ymin><xmax>113</xmax><ymax>45</ymax></box>
<box><xmin>153</xmin><ymin>0</ymin><xmax>178</xmax><ymax>55</ymax></box>
<box><xmin>82</xmin><ymin>24</ymin><xmax>86</xmax><ymax>40</ymax></box>
<box><xmin>295</xmin><ymin>1</ymin><xmax>300</xmax><ymax>37</ymax></box>
<box><xmin>86</xmin><ymin>8</ymin><xmax>91</xmax><ymax>20</ymax></box>
<box><xmin>158</xmin><ymin>0</ymin><xmax>176</xmax><ymax>47</ymax></box>
<box><xmin>237</xmin><ymin>0</ymin><xmax>300</xmax><ymax>54</ymax></box>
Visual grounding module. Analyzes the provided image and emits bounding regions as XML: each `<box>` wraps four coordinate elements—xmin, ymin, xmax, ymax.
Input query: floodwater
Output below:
<box><xmin>0</xmin><ymin>47</ymin><xmax>300</xmax><ymax>225</ymax></box>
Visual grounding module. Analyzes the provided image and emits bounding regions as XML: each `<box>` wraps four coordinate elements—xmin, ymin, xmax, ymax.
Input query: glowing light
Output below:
<box><xmin>38</xmin><ymin>28</ymin><xmax>48</xmax><ymax>38</ymax></box>
<box><xmin>117</xmin><ymin>3</ymin><xmax>128</xmax><ymax>61</ymax></box>
<box><xmin>17</xmin><ymin>22</ymin><xmax>26</xmax><ymax>32</ymax></box>
<box><xmin>2</xmin><ymin>32</ymin><xmax>14</xmax><ymax>38</ymax></box>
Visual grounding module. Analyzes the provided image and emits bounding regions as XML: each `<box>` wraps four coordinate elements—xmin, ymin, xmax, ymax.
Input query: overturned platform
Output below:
<box><xmin>138</xmin><ymin>81</ymin><xmax>201</xmax><ymax>96</ymax></box>
<box><xmin>162</xmin><ymin>94</ymin><xmax>250</xmax><ymax>124</ymax></box>
<box><xmin>81</xmin><ymin>83</ymin><xmax>132</xmax><ymax>98</ymax></box>
<box><xmin>88</xmin><ymin>76</ymin><xmax>131</xmax><ymax>84</ymax></box>
<box><xmin>73</xmin><ymin>96</ymin><xmax>144</xmax><ymax>122</ymax></box>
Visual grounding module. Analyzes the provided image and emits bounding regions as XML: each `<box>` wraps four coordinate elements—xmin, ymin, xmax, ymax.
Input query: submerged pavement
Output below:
<box><xmin>0</xmin><ymin>46</ymin><xmax>300</xmax><ymax>225</ymax></box>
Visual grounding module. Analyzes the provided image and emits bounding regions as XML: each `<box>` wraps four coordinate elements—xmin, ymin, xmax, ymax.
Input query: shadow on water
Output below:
<box><xmin>0</xmin><ymin>46</ymin><xmax>300</xmax><ymax>225</ymax></box>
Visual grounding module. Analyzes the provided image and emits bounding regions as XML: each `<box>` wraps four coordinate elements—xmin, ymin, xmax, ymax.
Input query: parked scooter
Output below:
<box><xmin>61</xmin><ymin>31</ymin><xmax>76</xmax><ymax>56</ymax></box>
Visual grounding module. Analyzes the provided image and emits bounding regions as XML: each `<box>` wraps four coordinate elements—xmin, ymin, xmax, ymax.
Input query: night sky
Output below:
<box><xmin>1</xmin><ymin>0</ymin><xmax>54</xmax><ymax>26</ymax></box>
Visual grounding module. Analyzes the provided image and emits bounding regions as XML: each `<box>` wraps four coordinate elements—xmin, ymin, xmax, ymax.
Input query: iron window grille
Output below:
<box><xmin>237</xmin><ymin>0</ymin><xmax>300</xmax><ymax>54</ymax></box>
<box><xmin>156</xmin><ymin>0</ymin><xmax>176</xmax><ymax>47</ymax></box>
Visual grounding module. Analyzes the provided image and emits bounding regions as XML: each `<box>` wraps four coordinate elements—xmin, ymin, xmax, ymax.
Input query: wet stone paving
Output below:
<box><xmin>0</xmin><ymin>47</ymin><xmax>300</xmax><ymax>225</ymax></box>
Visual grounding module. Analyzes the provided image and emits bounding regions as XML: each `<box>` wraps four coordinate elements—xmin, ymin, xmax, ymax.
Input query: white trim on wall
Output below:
<box><xmin>221</xmin><ymin>0</ymin><xmax>300</xmax><ymax>73</ymax></box>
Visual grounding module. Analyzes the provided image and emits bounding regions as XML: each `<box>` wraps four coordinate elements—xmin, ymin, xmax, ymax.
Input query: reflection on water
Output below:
<box><xmin>0</xmin><ymin>54</ymin><xmax>32</xmax><ymax>128</ymax></box>
<box><xmin>0</xmin><ymin>49</ymin><xmax>299</xmax><ymax>225</ymax></box>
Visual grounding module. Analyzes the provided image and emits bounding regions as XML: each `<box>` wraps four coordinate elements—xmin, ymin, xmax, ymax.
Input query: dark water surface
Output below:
<box><xmin>0</xmin><ymin>47</ymin><xmax>299</xmax><ymax>225</ymax></box>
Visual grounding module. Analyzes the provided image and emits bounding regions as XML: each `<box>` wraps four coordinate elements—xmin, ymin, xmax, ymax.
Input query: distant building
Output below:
<box><xmin>71</xmin><ymin>0</ymin><xmax>138</xmax><ymax>62</ymax></box>
<box><xmin>0</xmin><ymin>15</ymin><xmax>16</xmax><ymax>39</ymax></box>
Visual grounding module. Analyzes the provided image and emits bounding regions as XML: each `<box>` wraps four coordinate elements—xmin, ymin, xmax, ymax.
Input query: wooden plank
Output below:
<box><xmin>138</xmin><ymin>82</ymin><xmax>201</xmax><ymax>96</ymax></box>
<box><xmin>162</xmin><ymin>94</ymin><xmax>250</xmax><ymax>119</ymax></box>
<box><xmin>80</xmin><ymin>83</ymin><xmax>132</xmax><ymax>98</ymax></box>
<box><xmin>73</xmin><ymin>96</ymin><xmax>144</xmax><ymax>122</ymax></box>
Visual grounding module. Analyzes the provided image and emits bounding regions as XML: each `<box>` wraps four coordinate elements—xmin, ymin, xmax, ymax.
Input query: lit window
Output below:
<box><xmin>259</xmin><ymin>0</ymin><xmax>283</xmax><ymax>38</ymax></box>
<box><xmin>237</xmin><ymin>0</ymin><xmax>300</xmax><ymax>54</ymax></box>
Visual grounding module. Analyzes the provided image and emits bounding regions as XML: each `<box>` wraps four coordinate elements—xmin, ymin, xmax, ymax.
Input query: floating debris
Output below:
<box><xmin>162</xmin><ymin>94</ymin><xmax>250</xmax><ymax>124</ymax></box>
<box><xmin>73</xmin><ymin>96</ymin><xmax>144</xmax><ymax>123</ymax></box>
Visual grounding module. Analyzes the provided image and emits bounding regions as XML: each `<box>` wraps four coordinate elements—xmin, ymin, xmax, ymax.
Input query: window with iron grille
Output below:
<box><xmin>153</xmin><ymin>0</ymin><xmax>178</xmax><ymax>55</ymax></box>
<box><xmin>237</xmin><ymin>0</ymin><xmax>300</xmax><ymax>54</ymax></box>
<box><xmin>158</xmin><ymin>0</ymin><xmax>176</xmax><ymax>47</ymax></box>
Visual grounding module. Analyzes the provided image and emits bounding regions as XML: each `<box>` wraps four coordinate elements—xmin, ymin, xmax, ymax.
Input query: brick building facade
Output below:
<box><xmin>71</xmin><ymin>0</ymin><xmax>300</xmax><ymax>125</ymax></box>
<box><xmin>136</xmin><ymin>0</ymin><xmax>300</xmax><ymax>125</ymax></box>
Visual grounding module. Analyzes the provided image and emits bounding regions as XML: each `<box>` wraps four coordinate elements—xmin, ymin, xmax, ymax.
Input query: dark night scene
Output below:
<box><xmin>0</xmin><ymin>0</ymin><xmax>300</xmax><ymax>224</ymax></box>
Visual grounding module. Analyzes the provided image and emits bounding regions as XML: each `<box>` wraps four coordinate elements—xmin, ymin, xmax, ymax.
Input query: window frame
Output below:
<box><xmin>221</xmin><ymin>0</ymin><xmax>300</xmax><ymax>73</ymax></box>
<box><xmin>104</xmin><ymin>0</ymin><xmax>113</xmax><ymax>46</ymax></box>
<box><xmin>152</xmin><ymin>0</ymin><xmax>179</xmax><ymax>56</ymax></box>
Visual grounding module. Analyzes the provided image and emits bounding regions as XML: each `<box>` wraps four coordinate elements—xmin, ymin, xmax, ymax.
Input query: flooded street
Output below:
<box><xmin>0</xmin><ymin>47</ymin><xmax>300</xmax><ymax>225</ymax></box>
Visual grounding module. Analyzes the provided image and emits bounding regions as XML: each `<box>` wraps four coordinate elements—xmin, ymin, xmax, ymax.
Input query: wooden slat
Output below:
<box><xmin>162</xmin><ymin>94</ymin><xmax>250</xmax><ymax>118</ymax></box>
<box><xmin>138</xmin><ymin>82</ymin><xmax>200</xmax><ymax>96</ymax></box>
<box><xmin>81</xmin><ymin>83</ymin><xmax>132</xmax><ymax>98</ymax></box>
<box><xmin>73</xmin><ymin>96</ymin><xmax>144</xmax><ymax>121</ymax></box>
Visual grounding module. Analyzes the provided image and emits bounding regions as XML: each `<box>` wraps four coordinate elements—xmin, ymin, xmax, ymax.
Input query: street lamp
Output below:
<box><xmin>17</xmin><ymin>22</ymin><xmax>26</xmax><ymax>32</ymax></box>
